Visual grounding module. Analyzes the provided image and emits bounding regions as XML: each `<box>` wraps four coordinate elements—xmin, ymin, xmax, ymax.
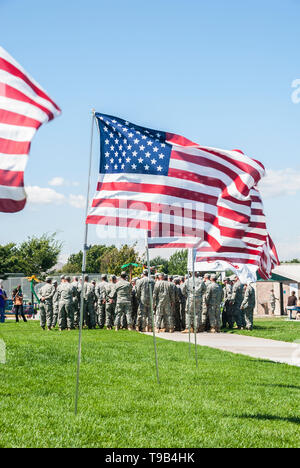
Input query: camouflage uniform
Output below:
<box><xmin>113</xmin><ymin>278</ymin><xmax>133</xmax><ymax>330</ymax></box>
<box><xmin>71</xmin><ymin>279</ymin><xmax>81</xmax><ymax>327</ymax></box>
<box><xmin>222</xmin><ymin>282</ymin><xmax>234</xmax><ymax>328</ymax></box>
<box><xmin>174</xmin><ymin>280</ymin><xmax>183</xmax><ymax>331</ymax></box>
<box><xmin>51</xmin><ymin>283</ymin><xmax>59</xmax><ymax>328</ymax></box>
<box><xmin>231</xmin><ymin>279</ymin><xmax>245</xmax><ymax>328</ymax></box>
<box><xmin>241</xmin><ymin>284</ymin><xmax>256</xmax><ymax>330</ymax></box>
<box><xmin>131</xmin><ymin>280</ymin><xmax>139</xmax><ymax>328</ymax></box>
<box><xmin>83</xmin><ymin>280</ymin><xmax>96</xmax><ymax>329</ymax></box>
<box><xmin>180</xmin><ymin>278</ymin><xmax>186</xmax><ymax>329</ymax></box>
<box><xmin>205</xmin><ymin>280</ymin><xmax>223</xmax><ymax>331</ymax></box>
<box><xmin>105</xmin><ymin>278</ymin><xmax>116</xmax><ymax>328</ymax></box>
<box><xmin>202</xmin><ymin>276</ymin><xmax>211</xmax><ymax>329</ymax></box>
<box><xmin>38</xmin><ymin>281</ymin><xmax>55</xmax><ymax>329</ymax></box>
<box><xmin>57</xmin><ymin>281</ymin><xmax>75</xmax><ymax>330</ymax></box>
<box><xmin>183</xmin><ymin>276</ymin><xmax>206</xmax><ymax>331</ymax></box>
<box><xmin>153</xmin><ymin>277</ymin><xmax>174</xmax><ymax>331</ymax></box>
<box><xmin>95</xmin><ymin>279</ymin><xmax>108</xmax><ymax>328</ymax></box>
<box><xmin>136</xmin><ymin>275</ymin><xmax>155</xmax><ymax>331</ymax></box>
<box><xmin>269</xmin><ymin>292</ymin><xmax>276</xmax><ymax>315</ymax></box>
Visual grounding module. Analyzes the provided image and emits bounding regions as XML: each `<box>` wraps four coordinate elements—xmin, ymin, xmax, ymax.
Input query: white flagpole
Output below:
<box><xmin>145</xmin><ymin>232</ymin><xmax>160</xmax><ymax>384</ymax></box>
<box><xmin>74</xmin><ymin>109</ymin><xmax>95</xmax><ymax>415</ymax></box>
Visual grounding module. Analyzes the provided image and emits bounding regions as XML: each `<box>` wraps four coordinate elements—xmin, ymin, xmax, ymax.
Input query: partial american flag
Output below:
<box><xmin>192</xmin><ymin>187</ymin><xmax>280</xmax><ymax>280</ymax></box>
<box><xmin>0</xmin><ymin>46</ymin><xmax>61</xmax><ymax>213</ymax></box>
<box><xmin>87</xmin><ymin>113</ymin><xmax>266</xmax><ymax>252</ymax></box>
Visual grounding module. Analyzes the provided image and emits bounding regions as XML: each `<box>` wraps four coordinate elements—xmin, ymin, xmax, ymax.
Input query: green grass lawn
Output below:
<box><xmin>0</xmin><ymin>321</ymin><xmax>299</xmax><ymax>448</ymax></box>
<box><xmin>222</xmin><ymin>317</ymin><xmax>300</xmax><ymax>343</ymax></box>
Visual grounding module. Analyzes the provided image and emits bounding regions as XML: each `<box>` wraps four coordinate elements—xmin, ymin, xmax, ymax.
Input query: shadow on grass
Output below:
<box><xmin>232</xmin><ymin>413</ymin><xmax>300</xmax><ymax>425</ymax></box>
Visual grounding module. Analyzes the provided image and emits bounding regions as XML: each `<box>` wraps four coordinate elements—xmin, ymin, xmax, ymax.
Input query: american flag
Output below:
<box><xmin>87</xmin><ymin>113</ymin><xmax>266</xmax><ymax>254</ymax></box>
<box><xmin>192</xmin><ymin>187</ymin><xmax>280</xmax><ymax>280</ymax></box>
<box><xmin>0</xmin><ymin>46</ymin><xmax>61</xmax><ymax>213</ymax></box>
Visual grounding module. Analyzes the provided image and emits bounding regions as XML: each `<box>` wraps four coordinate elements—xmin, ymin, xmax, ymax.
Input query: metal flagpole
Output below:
<box><xmin>74</xmin><ymin>109</ymin><xmax>96</xmax><ymax>415</ymax></box>
<box><xmin>187</xmin><ymin>272</ymin><xmax>191</xmax><ymax>356</ymax></box>
<box><xmin>145</xmin><ymin>232</ymin><xmax>160</xmax><ymax>384</ymax></box>
<box><xmin>192</xmin><ymin>247</ymin><xmax>198</xmax><ymax>367</ymax></box>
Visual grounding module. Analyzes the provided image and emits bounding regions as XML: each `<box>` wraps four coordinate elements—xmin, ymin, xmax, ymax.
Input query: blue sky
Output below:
<box><xmin>1</xmin><ymin>0</ymin><xmax>300</xmax><ymax>262</ymax></box>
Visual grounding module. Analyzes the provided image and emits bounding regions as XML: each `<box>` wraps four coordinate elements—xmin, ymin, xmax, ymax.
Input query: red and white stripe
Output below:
<box><xmin>87</xmin><ymin>129</ymin><xmax>266</xmax><ymax>254</ymax></box>
<box><xmin>0</xmin><ymin>46</ymin><xmax>61</xmax><ymax>213</ymax></box>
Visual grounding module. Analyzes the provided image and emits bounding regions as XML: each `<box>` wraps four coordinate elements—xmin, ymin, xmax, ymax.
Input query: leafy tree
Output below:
<box><xmin>150</xmin><ymin>256</ymin><xmax>169</xmax><ymax>274</ymax></box>
<box><xmin>168</xmin><ymin>249</ymin><xmax>188</xmax><ymax>276</ymax></box>
<box><xmin>0</xmin><ymin>243</ymin><xmax>22</xmax><ymax>276</ymax></box>
<box><xmin>99</xmin><ymin>244</ymin><xmax>141</xmax><ymax>276</ymax></box>
<box><xmin>17</xmin><ymin>234</ymin><xmax>62</xmax><ymax>277</ymax></box>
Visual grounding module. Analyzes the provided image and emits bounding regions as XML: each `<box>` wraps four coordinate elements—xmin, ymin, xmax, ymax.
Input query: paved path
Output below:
<box><xmin>143</xmin><ymin>332</ymin><xmax>300</xmax><ymax>367</ymax></box>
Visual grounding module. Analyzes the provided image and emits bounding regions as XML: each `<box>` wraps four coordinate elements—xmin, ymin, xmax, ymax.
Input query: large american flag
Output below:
<box><xmin>0</xmin><ymin>46</ymin><xmax>61</xmax><ymax>213</ymax></box>
<box><xmin>87</xmin><ymin>113</ymin><xmax>266</xmax><ymax>254</ymax></box>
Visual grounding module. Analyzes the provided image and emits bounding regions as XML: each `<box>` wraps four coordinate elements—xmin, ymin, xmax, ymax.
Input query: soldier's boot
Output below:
<box><xmin>210</xmin><ymin>327</ymin><xmax>216</xmax><ymax>333</ymax></box>
<box><xmin>135</xmin><ymin>326</ymin><xmax>140</xmax><ymax>332</ymax></box>
<box><xmin>181</xmin><ymin>329</ymin><xmax>189</xmax><ymax>334</ymax></box>
<box><xmin>115</xmin><ymin>326</ymin><xmax>119</xmax><ymax>331</ymax></box>
<box><xmin>169</xmin><ymin>328</ymin><xmax>175</xmax><ymax>333</ymax></box>
<box><xmin>190</xmin><ymin>328</ymin><xmax>194</xmax><ymax>333</ymax></box>
<box><xmin>148</xmin><ymin>327</ymin><xmax>153</xmax><ymax>333</ymax></box>
<box><xmin>128</xmin><ymin>326</ymin><xmax>134</xmax><ymax>331</ymax></box>
<box><xmin>216</xmin><ymin>326</ymin><xmax>221</xmax><ymax>333</ymax></box>
<box><xmin>198</xmin><ymin>324</ymin><xmax>205</xmax><ymax>333</ymax></box>
<box><xmin>161</xmin><ymin>328</ymin><xmax>166</xmax><ymax>332</ymax></box>
<box><xmin>145</xmin><ymin>326</ymin><xmax>149</xmax><ymax>332</ymax></box>
<box><xmin>155</xmin><ymin>327</ymin><xmax>160</xmax><ymax>333</ymax></box>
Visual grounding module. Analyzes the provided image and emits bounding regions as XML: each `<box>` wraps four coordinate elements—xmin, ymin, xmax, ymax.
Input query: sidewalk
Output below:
<box><xmin>143</xmin><ymin>331</ymin><xmax>300</xmax><ymax>367</ymax></box>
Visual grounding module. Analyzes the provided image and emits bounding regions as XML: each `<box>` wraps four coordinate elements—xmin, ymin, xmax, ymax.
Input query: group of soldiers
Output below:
<box><xmin>37</xmin><ymin>270</ymin><xmax>256</xmax><ymax>333</ymax></box>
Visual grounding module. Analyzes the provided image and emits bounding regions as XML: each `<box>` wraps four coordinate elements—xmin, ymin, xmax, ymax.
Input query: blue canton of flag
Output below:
<box><xmin>95</xmin><ymin>113</ymin><xmax>172</xmax><ymax>176</ymax></box>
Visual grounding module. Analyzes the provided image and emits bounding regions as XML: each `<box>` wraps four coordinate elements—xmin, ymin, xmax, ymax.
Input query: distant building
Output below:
<box><xmin>254</xmin><ymin>264</ymin><xmax>300</xmax><ymax>316</ymax></box>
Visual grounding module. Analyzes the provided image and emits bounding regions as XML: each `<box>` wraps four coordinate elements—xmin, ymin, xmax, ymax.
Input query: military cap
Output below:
<box><xmin>101</xmin><ymin>274</ymin><xmax>107</xmax><ymax>280</ymax></box>
<box><xmin>60</xmin><ymin>275</ymin><xmax>65</xmax><ymax>280</ymax></box>
<box><xmin>168</xmin><ymin>275</ymin><xmax>173</xmax><ymax>280</ymax></box>
<box><xmin>53</xmin><ymin>280</ymin><xmax>58</xmax><ymax>284</ymax></box>
<box><xmin>143</xmin><ymin>269</ymin><xmax>148</xmax><ymax>275</ymax></box>
<box><xmin>46</xmin><ymin>276</ymin><xmax>52</xmax><ymax>282</ymax></box>
<box><xmin>110</xmin><ymin>274</ymin><xmax>116</xmax><ymax>281</ymax></box>
<box><xmin>84</xmin><ymin>274</ymin><xmax>89</xmax><ymax>280</ymax></box>
<box><xmin>211</xmin><ymin>274</ymin><xmax>217</xmax><ymax>280</ymax></box>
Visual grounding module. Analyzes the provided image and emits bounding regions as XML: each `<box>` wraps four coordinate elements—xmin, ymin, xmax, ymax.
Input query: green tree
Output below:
<box><xmin>0</xmin><ymin>243</ymin><xmax>22</xmax><ymax>276</ymax></box>
<box><xmin>17</xmin><ymin>234</ymin><xmax>62</xmax><ymax>277</ymax></box>
<box><xmin>99</xmin><ymin>244</ymin><xmax>141</xmax><ymax>276</ymax></box>
<box><xmin>168</xmin><ymin>249</ymin><xmax>188</xmax><ymax>276</ymax></box>
<box><xmin>150</xmin><ymin>256</ymin><xmax>169</xmax><ymax>274</ymax></box>
<box><xmin>59</xmin><ymin>245</ymin><xmax>116</xmax><ymax>274</ymax></box>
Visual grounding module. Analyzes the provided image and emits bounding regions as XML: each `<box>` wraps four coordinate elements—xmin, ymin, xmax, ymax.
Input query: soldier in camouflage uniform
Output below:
<box><xmin>174</xmin><ymin>278</ymin><xmax>183</xmax><ymax>331</ymax></box>
<box><xmin>230</xmin><ymin>276</ymin><xmax>245</xmax><ymax>329</ymax></box>
<box><xmin>131</xmin><ymin>278</ymin><xmax>139</xmax><ymax>328</ymax></box>
<box><xmin>153</xmin><ymin>273</ymin><xmax>174</xmax><ymax>332</ymax></box>
<box><xmin>38</xmin><ymin>277</ymin><xmax>55</xmax><ymax>330</ymax></box>
<box><xmin>240</xmin><ymin>283</ymin><xmax>256</xmax><ymax>330</ymax></box>
<box><xmin>105</xmin><ymin>275</ymin><xmax>117</xmax><ymax>329</ymax></box>
<box><xmin>113</xmin><ymin>272</ymin><xmax>133</xmax><ymax>331</ymax></box>
<box><xmin>222</xmin><ymin>278</ymin><xmax>234</xmax><ymax>329</ymax></box>
<box><xmin>82</xmin><ymin>275</ymin><xmax>96</xmax><ymax>329</ymax></box>
<box><xmin>51</xmin><ymin>280</ymin><xmax>59</xmax><ymax>329</ymax></box>
<box><xmin>205</xmin><ymin>274</ymin><xmax>223</xmax><ymax>333</ymax></box>
<box><xmin>135</xmin><ymin>270</ymin><xmax>154</xmax><ymax>332</ymax></box>
<box><xmin>202</xmin><ymin>273</ymin><xmax>211</xmax><ymax>330</ymax></box>
<box><xmin>71</xmin><ymin>276</ymin><xmax>81</xmax><ymax>328</ymax></box>
<box><xmin>182</xmin><ymin>272</ymin><xmax>206</xmax><ymax>333</ymax></box>
<box><xmin>57</xmin><ymin>276</ymin><xmax>75</xmax><ymax>330</ymax></box>
<box><xmin>179</xmin><ymin>276</ymin><xmax>186</xmax><ymax>330</ymax></box>
<box><xmin>95</xmin><ymin>274</ymin><xmax>108</xmax><ymax>329</ymax></box>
